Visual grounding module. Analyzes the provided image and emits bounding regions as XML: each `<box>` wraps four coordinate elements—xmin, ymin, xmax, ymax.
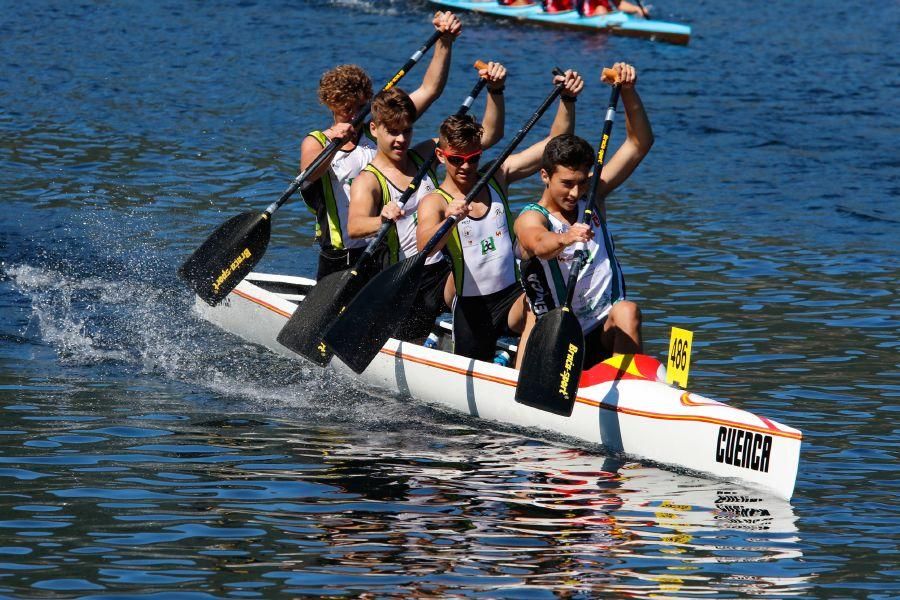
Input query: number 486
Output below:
<box><xmin>670</xmin><ymin>338</ymin><xmax>689</xmax><ymax>369</ymax></box>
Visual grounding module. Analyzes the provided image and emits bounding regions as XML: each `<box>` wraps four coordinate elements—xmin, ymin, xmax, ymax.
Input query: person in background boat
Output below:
<box><xmin>416</xmin><ymin>70</ymin><xmax>584</xmax><ymax>362</ymax></box>
<box><xmin>348</xmin><ymin>63</ymin><xmax>508</xmax><ymax>342</ymax></box>
<box><xmin>300</xmin><ymin>11</ymin><xmax>462</xmax><ymax>281</ymax></box>
<box><xmin>543</xmin><ymin>0</ymin><xmax>649</xmax><ymax>18</ymax></box>
<box><xmin>584</xmin><ymin>0</ymin><xmax>649</xmax><ymax>18</ymax></box>
<box><xmin>514</xmin><ymin>62</ymin><xmax>651</xmax><ymax>370</ymax></box>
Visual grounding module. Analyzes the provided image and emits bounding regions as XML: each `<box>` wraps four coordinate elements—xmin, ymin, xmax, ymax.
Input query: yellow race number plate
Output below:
<box><xmin>666</xmin><ymin>327</ymin><xmax>693</xmax><ymax>388</ymax></box>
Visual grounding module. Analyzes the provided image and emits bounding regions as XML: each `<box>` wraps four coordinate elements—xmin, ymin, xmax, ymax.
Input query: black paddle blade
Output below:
<box><xmin>324</xmin><ymin>255</ymin><xmax>425</xmax><ymax>374</ymax></box>
<box><xmin>178</xmin><ymin>212</ymin><xmax>271</xmax><ymax>306</ymax></box>
<box><xmin>276</xmin><ymin>265</ymin><xmax>371</xmax><ymax>367</ymax></box>
<box><xmin>515</xmin><ymin>308</ymin><xmax>585</xmax><ymax>417</ymax></box>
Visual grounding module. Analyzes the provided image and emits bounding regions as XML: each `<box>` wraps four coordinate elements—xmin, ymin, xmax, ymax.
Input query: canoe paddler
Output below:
<box><xmin>585</xmin><ymin>0</ymin><xmax>650</xmax><ymax>18</ymax></box>
<box><xmin>514</xmin><ymin>62</ymin><xmax>652</xmax><ymax>370</ymax></box>
<box><xmin>346</xmin><ymin>62</ymin><xmax>507</xmax><ymax>343</ymax></box>
<box><xmin>415</xmin><ymin>69</ymin><xmax>584</xmax><ymax>362</ymax></box>
<box><xmin>543</xmin><ymin>0</ymin><xmax>649</xmax><ymax>18</ymax></box>
<box><xmin>300</xmin><ymin>11</ymin><xmax>462</xmax><ymax>281</ymax></box>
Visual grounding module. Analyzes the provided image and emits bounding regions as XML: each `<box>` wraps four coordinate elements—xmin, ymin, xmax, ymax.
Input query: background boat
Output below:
<box><xmin>428</xmin><ymin>0</ymin><xmax>692</xmax><ymax>44</ymax></box>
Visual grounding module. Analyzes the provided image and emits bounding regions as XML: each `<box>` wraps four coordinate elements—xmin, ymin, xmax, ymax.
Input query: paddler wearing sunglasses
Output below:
<box><xmin>300</xmin><ymin>12</ymin><xmax>462</xmax><ymax>281</ymax></box>
<box><xmin>415</xmin><ymin>70</ymin><xmax>585</xmax><ymax>362</ymax></box>
<box><xmin>346</xmin><ymin>63</ymin><xmax>508</xmax><ymax>343</ymax></box>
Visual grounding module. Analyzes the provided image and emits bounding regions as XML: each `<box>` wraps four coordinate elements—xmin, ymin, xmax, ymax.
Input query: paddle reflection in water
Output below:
<box><xmin>303</xmin><ymin>441</ymin><xmax>806</xmax><ymax>596</ymax></box>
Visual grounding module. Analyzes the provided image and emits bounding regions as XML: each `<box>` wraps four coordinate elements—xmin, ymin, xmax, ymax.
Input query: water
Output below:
<box><xmin>1</xmin><ymin>0</ymin><xmax>897</xmax><ymax>596</ymax></box>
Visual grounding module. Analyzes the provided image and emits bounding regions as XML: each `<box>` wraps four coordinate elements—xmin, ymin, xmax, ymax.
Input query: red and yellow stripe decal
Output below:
<box><xmin>680</xmin><ymin>392</ymin><xmax>782</xmax><ymax>433</ymax></box>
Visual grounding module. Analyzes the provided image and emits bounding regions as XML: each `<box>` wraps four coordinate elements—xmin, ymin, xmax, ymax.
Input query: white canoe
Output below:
<box><xmin>194</xmin><ymin>272</ymin><xmax>802</xmax><ymax>500</ymax></box>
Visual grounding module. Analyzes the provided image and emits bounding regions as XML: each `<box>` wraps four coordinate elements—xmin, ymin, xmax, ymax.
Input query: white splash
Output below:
<box><xmin>4</xmin><ymin>263</ymin><xmax>133</xmax><ymax>364</ymax></box>
<box><xmin>1</xmin><ymin>261</ymin><xmax>369</xmax><ymax>417</ymax></box>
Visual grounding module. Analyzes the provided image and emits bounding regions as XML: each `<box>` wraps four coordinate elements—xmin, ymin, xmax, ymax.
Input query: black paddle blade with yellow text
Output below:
<box><xmin>515</xmin><ymin>308</ymin><xmax>585</xmax><ymax>416</ymax></box>
<box><xmin>178</xmin><ymin>211</ymin><xmax>270</xmax><ymax>306</ymax></box>
<box><xmin>324</xmin><ymin>255</ymin><xmax>425</xmax><ymax>374</ymax></box>
<box><xmin>276</xmin><ymin>263</ymin><xmax>374</xmax><ymax>366</ymax></box>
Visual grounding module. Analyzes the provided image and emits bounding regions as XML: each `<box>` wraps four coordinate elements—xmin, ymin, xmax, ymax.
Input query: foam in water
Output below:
<box><xmin>329</xmin><ymin>0</ymin><xmax>402</xmax><ymax>16</ymax></box>
<box><xmin>4</xmin><ymin>262</ymin><xmax>299</xmax><ymax>396</ymax></box>
<box><xmin>4</xmin><ymin>263</ymin><xmax>133</xmax><ymax>364</ymax></box>
<box><xmin>2</xmin><ymin>259</ymin><xmax>415</xmax><ymax>426</ymax></box>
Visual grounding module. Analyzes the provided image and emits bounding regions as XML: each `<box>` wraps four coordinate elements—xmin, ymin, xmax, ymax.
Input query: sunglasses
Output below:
<box><xmin>442</xmin><ymin>148</ymin><xmax>482</xmax><ymax>167</ymax></box>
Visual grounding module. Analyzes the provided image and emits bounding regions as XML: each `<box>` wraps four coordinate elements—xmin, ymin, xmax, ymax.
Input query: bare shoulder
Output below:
<box><xmin>350</xmin><ymin>169</ymin><xmax>379</xmax><ymax>194</ymax></box>
<box><xmin>420</xmin><ymin>191</ymin><xmax>447</xmax><ymax>214</ymax></box>
<box><xmin>514</xmin><ymin>204</ymin><xmax>547</xmax><ymax>227</ymax></box>
<box><xmin>300</xmin><ymin>134</ymin><xmax>325</xmax><ymax>160</ymax></box>
<box><xmin>302</xmin><ymin>132</ymin><xmax>326</xmax><ymax>149</ymax></box>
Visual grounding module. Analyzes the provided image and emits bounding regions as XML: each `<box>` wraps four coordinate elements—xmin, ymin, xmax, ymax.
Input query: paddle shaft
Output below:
<box><xmin>356</xmin><ymin>74</ymin><xmax>489</xmax><ymax>265</ymax></box>
<box><xmin>420</xmin><ymin>73</ymin><xmax>566</xmax><ymax>259</ymax></box>
<box><xmin>562</xmin><ymin>83</ymin><xmax>621</xmax><ymax>308</ymax></box>
<box><xmin>632</xmin><ymin>0</ymin><xmax>650</xmax><ymax>19</ymax></box>
<box><xmin>264</xmin><ymin>30</ymin><xmax>444</xmax><ymax>216</ymax></box>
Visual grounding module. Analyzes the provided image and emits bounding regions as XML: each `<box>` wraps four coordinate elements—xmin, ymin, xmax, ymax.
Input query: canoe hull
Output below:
<box><xmin>195</xmin><ymin>273</ymin><xmax>800</xmax><ymax>500</ymax></box>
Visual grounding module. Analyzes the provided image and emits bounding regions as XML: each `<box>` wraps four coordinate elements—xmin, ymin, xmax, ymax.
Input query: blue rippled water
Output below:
<box><xmin>1</xmin><ymin>0</ymin><xmax>897</xmax><ymax>597</ymax></box>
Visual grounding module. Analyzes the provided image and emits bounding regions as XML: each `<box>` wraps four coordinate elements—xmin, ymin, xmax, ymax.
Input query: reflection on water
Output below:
<box><xmin>0</xmin><ymin>406</ymin><xmax>806</xmax><ymax>596</ymax></box>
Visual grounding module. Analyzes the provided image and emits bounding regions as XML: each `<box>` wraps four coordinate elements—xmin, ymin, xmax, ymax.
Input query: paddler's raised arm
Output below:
<box><xmin>478</xmin><ymin>61</ymin><xmax>507</xmax><ymax>150</ymax></box>
<box><xmin>592</xmin><ymin>62</ymin><xmax>653</xmax><ymax>211</ymax></box>
<box><xmin>493</xmin><ymin>69</ymin><xmax>584</xmax><ymax>185</ymax></box>
<box><xmin>408</xmin><ymin>11</ymin><xmax>462</xmax><ymax>119</ymax></box>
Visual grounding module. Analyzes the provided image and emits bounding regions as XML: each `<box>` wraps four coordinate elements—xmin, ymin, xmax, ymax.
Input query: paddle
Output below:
<box><xmin>324</xmin><ymin>70</ymin><xmax>568</xmax><ymax>374</ymax></box>
<box><xmin>632</xmin><ymin>0</ymin><xmax>651</xmax><ymax>19</ymax></box>
<box><xmin>276</xmin><ymin>62</ymin><xmax>491</xmax><ymax>366</ymax></box>
<box><xmin>515</xmin><ymin>68</ymin><xmax>621</xmax><ymax>417</ymax></box>
<box><xmin>178</xmin><ymin>30</ymin><xmax>444</xmax><ymax>306</ymax></box>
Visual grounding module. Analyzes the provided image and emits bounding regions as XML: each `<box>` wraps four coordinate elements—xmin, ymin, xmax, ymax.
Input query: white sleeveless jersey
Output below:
<box><xmin>306</xmin><ymin>129</ymin><xmax>377</xmax><ymax>250</ymax></box>
<box><xmin>518</xmin><ymin>199</ymin><xmax>625</xmax><ymax>333</ymax></box>
<box><xmin>436</xmin><ymin>179</ymin><xmax>518</xmax><ymax>297</ymax></box>
<box><xmin>362</xmin><ymin>150</ymin><xmax>440</xmax><ymax>265</ymax></box>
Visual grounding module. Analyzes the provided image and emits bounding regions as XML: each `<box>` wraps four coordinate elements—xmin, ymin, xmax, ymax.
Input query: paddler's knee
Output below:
<box><xmin>610</xmin><ymin>300</ymin><xmax>641</xmax><ymax>330</ymax></box>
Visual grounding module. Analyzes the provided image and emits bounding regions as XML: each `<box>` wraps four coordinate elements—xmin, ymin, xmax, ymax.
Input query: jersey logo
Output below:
<box><xmin>480</xmin><ymin>236</ymin><xmax>496</xmax><ymax>255</ymax></box>
<box><xmin>525</xmin><ymin>273</ymin><xmax>550</xmax><ymax>316</ymax></box>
